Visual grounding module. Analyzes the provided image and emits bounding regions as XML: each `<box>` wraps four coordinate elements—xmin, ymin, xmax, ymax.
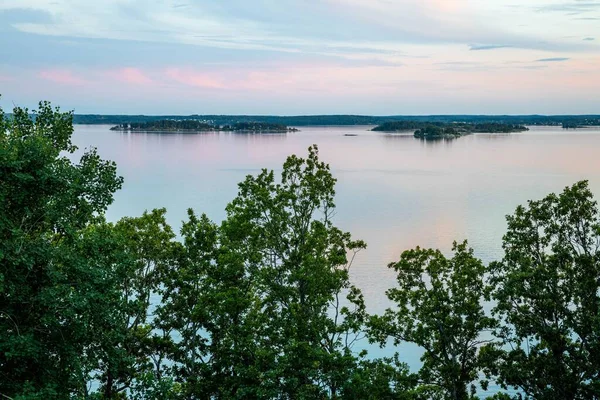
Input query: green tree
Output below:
<box><xmin>340</xmin><ymin>355</ymin><xmax>419</xmax><ymax>400</ymax></box>
<box><xmin>369</xmin><ymin>241</ymin><xmax>496</xmax><ymax>400</ymax></box>
<box><xmin>223</xmin><ymin>145</ymin><xmax>369</xmax><ymax>398</ymax></box>
<box><xmin>155</xmin><ymin>209</ymin><xmax>272</xmax><ymax>399</ymax></box>
<box><xmin>91</xmin><ymin>209</ymin><xmax>177</xmax><ymax>399</ymax></box>
<box><xmin>0</xmin><ymin>101</ymin><xmax>123</xmax><ymax>398</ymax></box>
<box><xmin>155</xmin><ymin>146</ymin><xmax>376</xmax><ymax>399</ymax></box>
<box><xmin>486</xmin><ymin>181</ymin><xmax>600</xmax><ymax>399</ymax></box>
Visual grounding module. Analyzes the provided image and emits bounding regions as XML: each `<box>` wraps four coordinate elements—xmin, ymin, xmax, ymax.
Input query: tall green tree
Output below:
<box><xmin>369</xmin><ymin>241</ymin><xmax>496</xmax><ymax>400</ymax></box>
<box><xmin>155</xmin><ymin>209</ymin><xmax>271</xmax><ymax>399</ymax></box>
<box><xmin>155</xmin><ymin>146</ymin><xmax>374</xmax><ymax>399</ymax></box>
<box><xmin>486</xmin><ymin>181</ymin><xmax>600</xmax><ymax>399</ymax></box>
<box><xmin>223</xmin><ymin>145</ymin><xmax>368</xmax><ymax>398</ymax></box>
<box><xmin>92</xmin><ymin>208</ymin><xmax>177</xmax><ymax>399</ymax></box>
<box><xmin>0</xmin><ymin>101</ymin><xmax>123</xmax><ymax>398</ymax></box>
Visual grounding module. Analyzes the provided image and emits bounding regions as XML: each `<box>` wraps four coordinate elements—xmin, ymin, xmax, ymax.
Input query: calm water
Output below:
<box><xmin>72</xmin><ymin>124</ymin><xmax>600</xmax><ymax>390</ymax></box>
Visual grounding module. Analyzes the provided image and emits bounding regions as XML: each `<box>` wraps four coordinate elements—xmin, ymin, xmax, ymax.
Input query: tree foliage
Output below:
<box><xmin>486</xmin><ymin>181</ymin><xmax>600</xmax><ymax>399</ymax></box>
<box><xmin>154</xmin><ymin>146</ymin><xmax>376</xmax><ymax>399</ymax></box>
<box><xmin>0</xmin><ymin>102</ymin><xmax>179</xmax><ymax>399</ymax></box>
<box><xmin>0</xmin><ymin>101</ymin><xmax>123</xmax><ymax>398</ymax></box>
<box><xmin>369</xmin><ymin>242</ymin><xmax>496</xmax><ymax>399</ymax></box>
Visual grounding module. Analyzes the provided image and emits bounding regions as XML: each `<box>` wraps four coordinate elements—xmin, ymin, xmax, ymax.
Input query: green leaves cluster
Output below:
<box><xmin>0</xmin><ymin>100</ymin><xmax>125</xmax><ymax>398</ymax></box>
<box><xmin>370</xmin><ymin>242</ymin><xmax>497</xmax><ymax>400</ymax></box>
<box><xmin>485</xmin><ymin>181</ymin><xmax>600</xmax><ymax>399</ymax></box>
<box><xmin>2</xmin><ymin>99</ymin><xmax>600</xmax><ymax>399</ymax></box>
<box><xmin>153</xmin><ymin>146</ymin><xmax>390</xmax><ymax>399</ymax></box>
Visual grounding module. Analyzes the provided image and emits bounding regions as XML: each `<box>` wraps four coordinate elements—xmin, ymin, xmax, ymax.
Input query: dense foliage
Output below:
<box><xmin>370</xmin><ymin>242</ymin><xmax>497</xmax><ymax>400</ymax></box>
<box><xmin>2</xmin><ymin>100</ymin><xmax>600</xmax><ymax>399</ymax></box>
<box><xmin>371</xmin><ymin>121</ymin><xmax>438</xmax><ymax>131</ymax></box>
<box><xmin>227</xmin><ymin>122</ymin><xmax>294</xmax><ymax>131</ymax></box>
<box><xmin>484</xmin><ymin>181</ymin><xmax>600</xmax><ymax>399</ymax></box>
<box><xmin>562</xmin><ymin>122</ymin><xmax>584</xmax><ymax>129</ymax></box>
<box><xmin>414</xmin><ymin>126</ymin><xmax>463</xmax><ymax>139</ymax></box>
<box><xmin>373</xmin><ymin>121</ymin><xmax>529</xmax><ymax>138</ymax></box>
<box><xmin>0</xmin><ymin>101</ymin><xmax>125</xmax><ymax>398</ymax></box>
<box><xmin>110</xmin><ymin>120</ymin><xmax>295</xmax><ymax>132</ymax></box>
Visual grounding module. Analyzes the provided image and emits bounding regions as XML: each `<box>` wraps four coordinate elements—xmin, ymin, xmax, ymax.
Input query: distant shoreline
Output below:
<box><xmin>74</xmin><ymin>114</ymin><xmax>600</xmax><ymax>127</ymax></box>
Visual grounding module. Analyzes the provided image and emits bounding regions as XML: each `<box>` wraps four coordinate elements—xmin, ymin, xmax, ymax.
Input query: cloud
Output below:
<box><xmin>434</xmin><ymin>62</ymin><xmax>480</xmax><ymax>66</ymax></box>
<box><xmin>536</xmin><ymin>57</ymin><xmax>570</xmax><ymax>62</ymax></box>
<box><xmin>583</xmin><ymin>37</ymin><xmax>595</xmax><ymax>40</ymax></box>
<box><xmin>469</xmin><ymin>44</ymin><xmax>512</xmax><ymax>51</ymax></box>
<box><xmin>1</xmin><ymin>0</ymin><xmax>599</xmax><ymax>114</ymax></box>
<box><xmin>433</xmin><ymin>61</ymin><xmax>490</xmax><ymax>72</ymax></box>
<box><xmin>2</xmin><ymin>56</ymin><xmax>600</xmax><ymax>115</ymax></box>
<box><xmin>0</xmin><ymin>0</ymin><xmax>595</xmax><ymax>62</ymax></box>
<box><xmin>39</xmin><ymin>66</ymin><xmax>152</xmax><ymax>87</ymax></box>
<box><xmin>520</xmin><ymin>65</ymin><xmax>548</xmax><ymax>70</ymax></box>
<box><xmin>165</xmin><ymin>67</ymin><xmax>226</xmax><ymax>89</ymax></box>
<box><xmin>38</xmin><ymin>69</ymin><xmax>88</xmax><ymax>85</ymax></box>
<box><xmin>113</xmin><ymin>67</ymin><xmax>153</xmax><ymax>85</ymax></box>
<box><xmin>537</xmin><ymin>2</ymin><xmax>600</xmax><ymax>14</ymax></box>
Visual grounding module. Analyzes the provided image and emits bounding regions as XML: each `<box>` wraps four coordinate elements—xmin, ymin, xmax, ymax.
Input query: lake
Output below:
<box><xmin>72</xmin><ymin>124</ymin><xmax>600</xmax><ymax>391</ymax></box>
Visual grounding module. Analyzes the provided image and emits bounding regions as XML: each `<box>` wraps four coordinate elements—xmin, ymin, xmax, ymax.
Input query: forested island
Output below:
<box><xmin>110</xmin><ymin>120</ymin><xmax>298</xmax><ymax>133</ymax></box>
<box><xmin>373</xmin><ymin>121</ymin><xmax>529</xmax><ymax>139</ymax></box>
<box><xmin>414</xmin><ymin>126</ymin><xmax>463</xmax><ymax>139</ymax></box>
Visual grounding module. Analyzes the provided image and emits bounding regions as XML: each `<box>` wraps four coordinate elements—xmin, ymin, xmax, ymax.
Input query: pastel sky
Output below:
<box><xmin>0</xmin><ymin>0</ymin><xmax>599</xmax><ymax>114</ymax></box>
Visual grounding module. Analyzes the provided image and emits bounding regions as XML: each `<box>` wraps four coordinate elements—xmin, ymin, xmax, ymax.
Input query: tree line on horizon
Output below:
<box><xmin>2</xmin><ymin>101</ymin><xmax>600</xmax><ymax>400</ymax></box>
<box><xmin>70</xmin><ymin>113</ymin><xmax>600</xmax><ymax>128</ymax></box>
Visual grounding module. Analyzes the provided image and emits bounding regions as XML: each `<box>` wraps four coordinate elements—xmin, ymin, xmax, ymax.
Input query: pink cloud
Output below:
<box><xmin>161</xmin><ymin>63</ymin><xmax>406</xmax><ymax>95</ymax></box>
<box><xmin>165</xmin><ymin>67</ymin><xmax>225</xmax><ymax>89</ymax></box>
<box><xmin>38</xmin><ymin>69</ymin><xmax>88</xmax><ymax>85</ymax></box>
<box><xmin>114</xmin><ymin>67</ymin><xmax>153</xmax><ymax>85</ymax></box>
<box><xmin>23</xmin><ymin>57</ymin><xmax>599</xmax><ymax>114</ymax></box>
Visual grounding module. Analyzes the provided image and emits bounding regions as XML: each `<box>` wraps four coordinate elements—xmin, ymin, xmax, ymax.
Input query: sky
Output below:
<box><xmin>0</xmin><ymin>0</ymin><xmax>599</xmax><ymax>115</ymax></box>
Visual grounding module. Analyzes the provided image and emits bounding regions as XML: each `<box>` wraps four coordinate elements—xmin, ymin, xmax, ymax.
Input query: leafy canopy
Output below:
<box><xmin>487</xmin><ymin>181</ymin><xmax>600</xmax><ymax>400</ymax></box>
<box><xmin>369</xmin><ymin>242</ymin><xmax>497</xmax><ymax>400</ymax></box>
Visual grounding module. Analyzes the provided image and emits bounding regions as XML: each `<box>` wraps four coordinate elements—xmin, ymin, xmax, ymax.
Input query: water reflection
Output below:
<box><xmin>381</xmin><ymin>133</ymin><xmax>413</xmax><ymax>138</ymax></box>
<box><xmin>475</xmin><ymin>133</ymin><xmax>512</xmax><ymax>140</ymax></box>
<box><xmin>417</xmin><ymin>136</ymin><xmax>457</xmax><ymax>147</ymax></box>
